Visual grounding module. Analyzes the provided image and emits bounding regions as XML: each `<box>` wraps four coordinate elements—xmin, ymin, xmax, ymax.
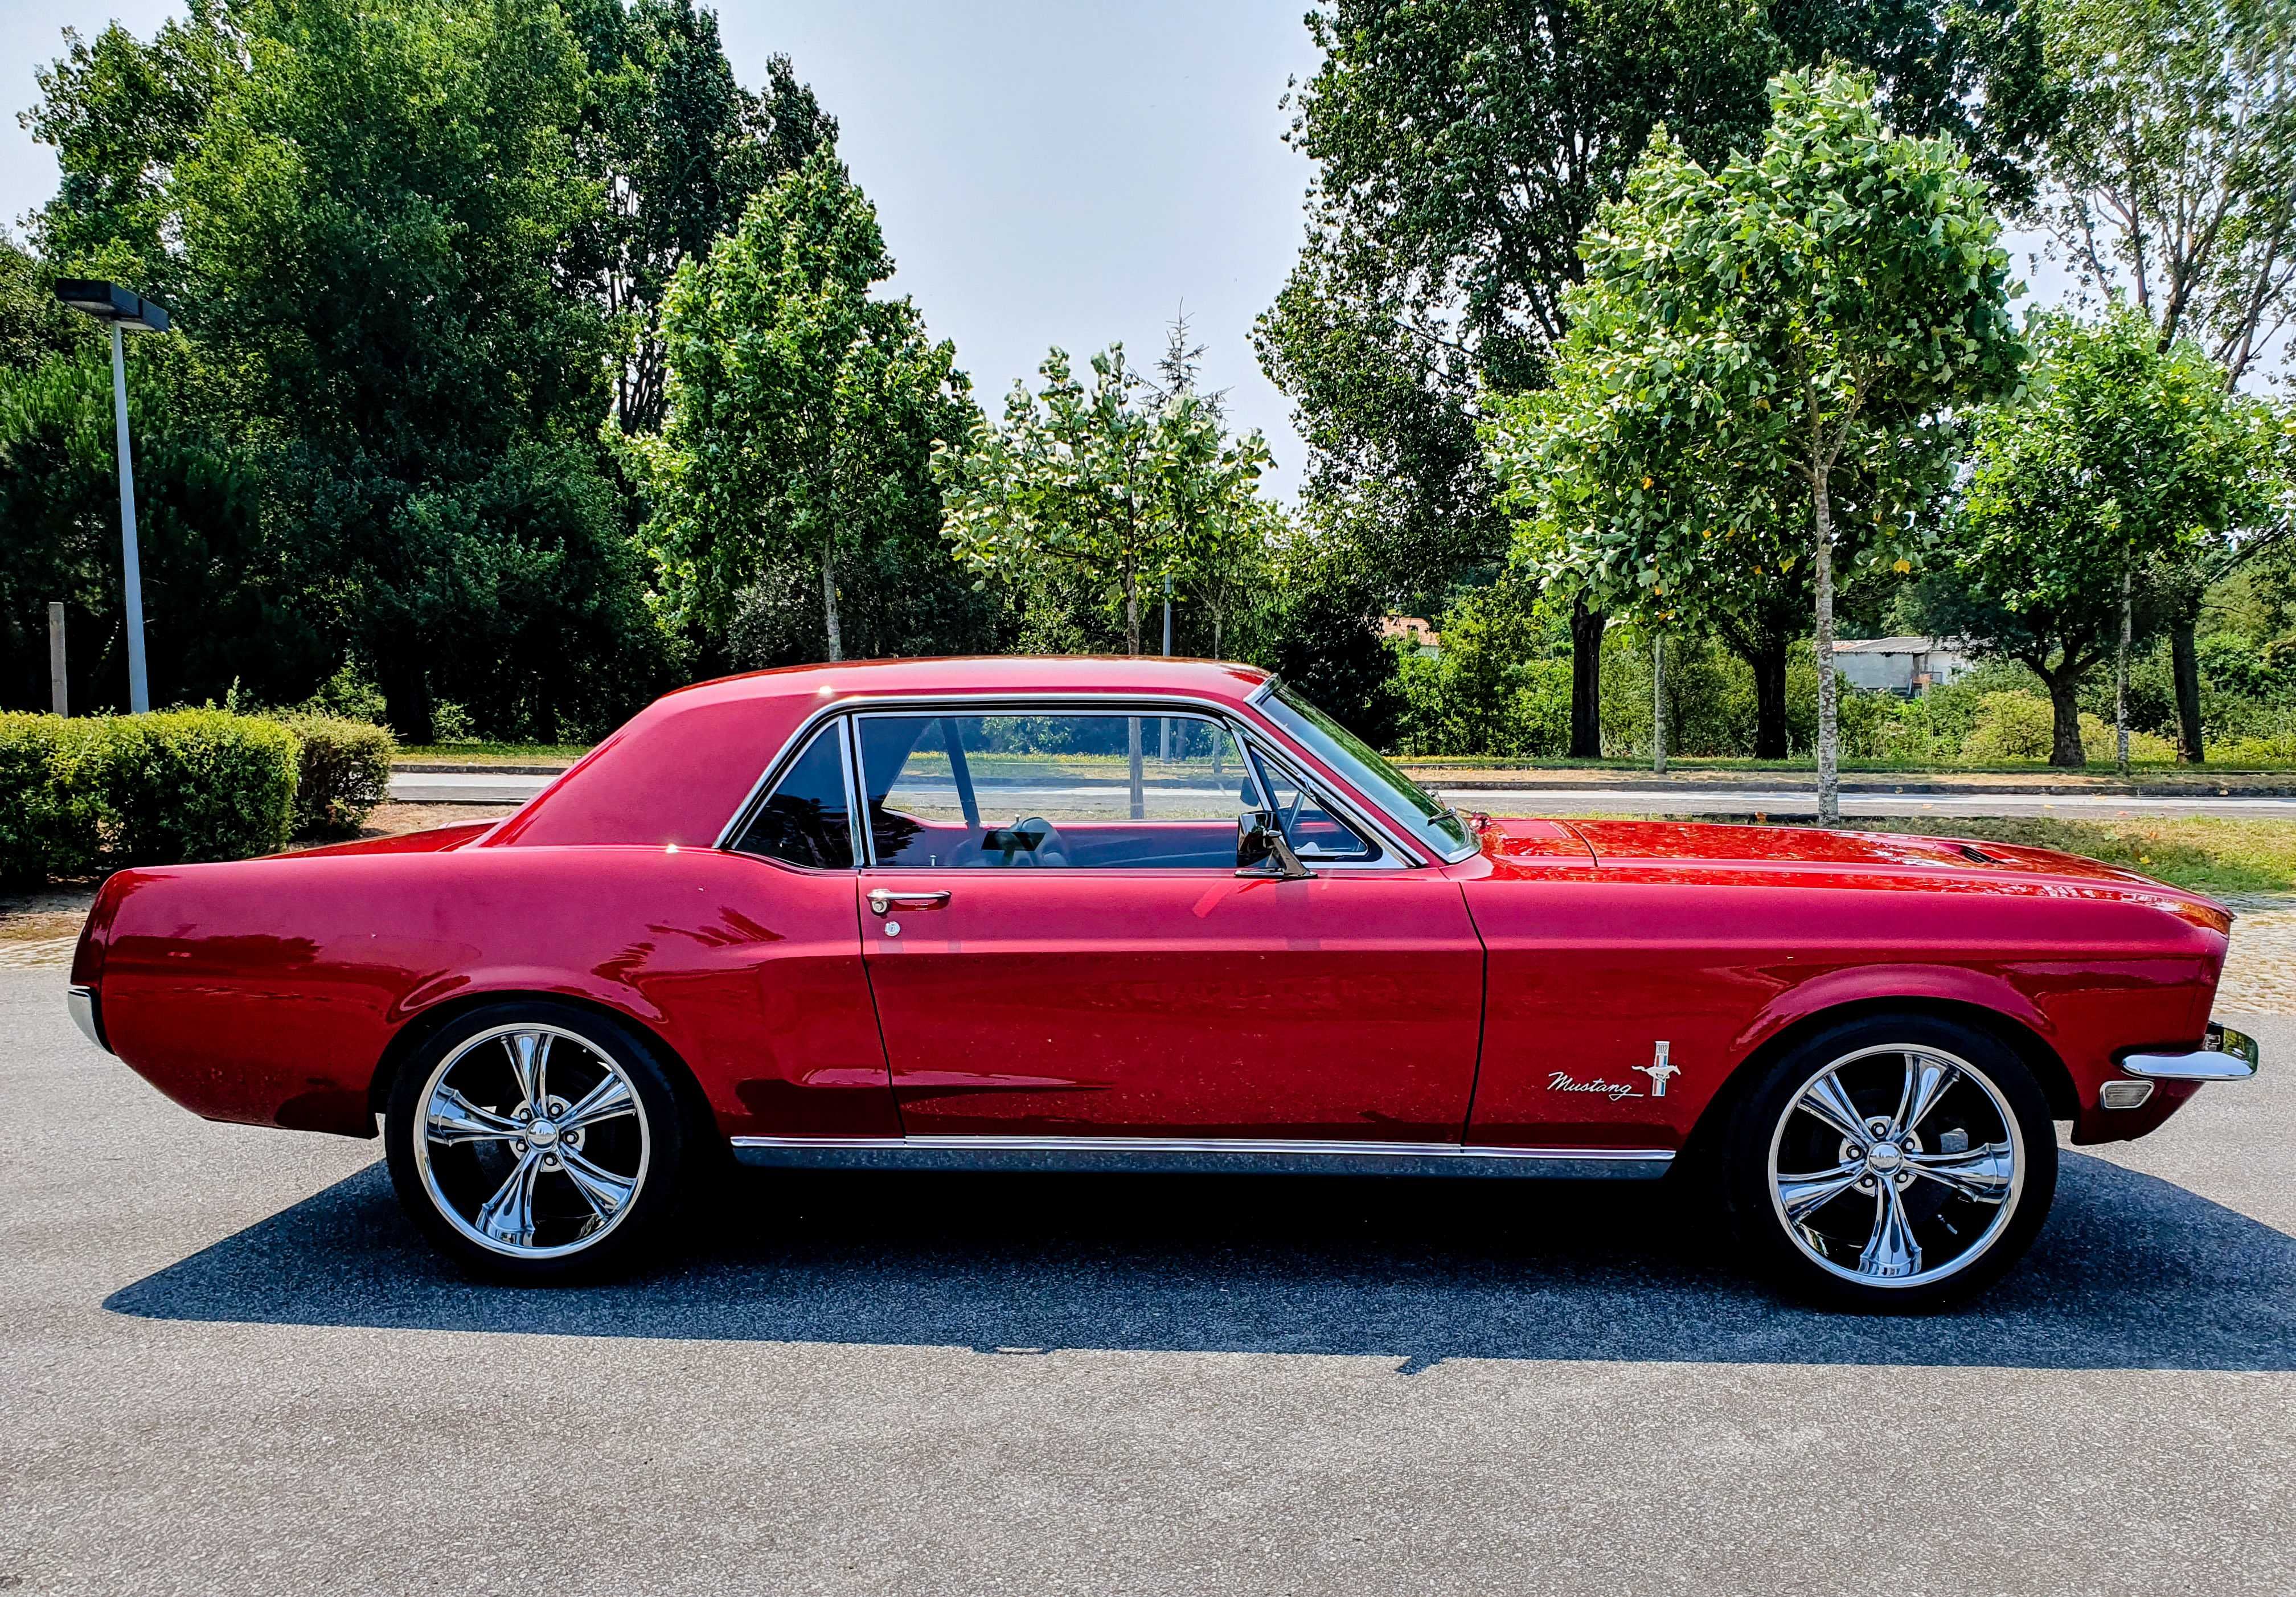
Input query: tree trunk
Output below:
<box><xmin>2045</xmin><ymin>668</ymin><xmax>2086</xmax><ymax>767</ymax></box>
<box><xmin>2115</xmin><ymin>565</ymin><xmax>2133</xmax><ymax>776</ymax></box>
<box><xmin>375</xmin><ymin>650</ymin><xmax>435</xmax><ymax>746</ymax></box>
<box><xmin>2171</xmin><ymin>612</ymin><xmax>2204</xmax><ymax>763</ymax></box>
<box><xmin>1124</xmin><ymin>572</ymin><xmax>1141</xmax><ymax>657</ymax></box>
<box><xmin>821</xmin><ymin>537</ymin><xmax>843</xmax><ymax>663</ymax></box>
<box><xmin>1569</xmin><ymin>596</ymin><xmax>1604</xmax><ymax>759</ymax></box>
<box><xmin>1811</xmin><ymin>469</ymin><xmax>1839</xmax><ymax>825</ymax></box>
<box><xmin>1651</xmin><ymin>633</ymin><xmax>1667</xmax><ymax>775</ymax></box>
<box><xmin>1737</xmin><ymin>637</ymin><xmax>1790</xmax><ymax>760</ymax></box>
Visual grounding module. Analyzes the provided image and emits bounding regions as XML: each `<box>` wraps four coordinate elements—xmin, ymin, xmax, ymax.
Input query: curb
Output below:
<box><xmin>392</xmin><ymin>763</ymin><xmax>574</xmax><ymax>776</ymax></box>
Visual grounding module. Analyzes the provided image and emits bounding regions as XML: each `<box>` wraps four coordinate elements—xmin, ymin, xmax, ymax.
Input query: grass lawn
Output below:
<box><xmin>1806</xmin><ymin>815</ymin><xmax>2296</xmax><ymax>898</ymax></box>
<box><xmin>1411</xmin><ymin>753</ymin><xmax>2296</xmax><ymax>777</ymax></box>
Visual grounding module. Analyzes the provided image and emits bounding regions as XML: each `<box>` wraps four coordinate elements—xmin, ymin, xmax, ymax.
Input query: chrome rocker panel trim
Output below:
<box><xmin>2122</xmin><ymin>1022</ymin><xmax>2262</xmax><ymax>1083</ymax></box>
<box><xmin>729</xmin><ymin>1135</ymin><xmax>1675</xmax><ymax>1181</ymax></box>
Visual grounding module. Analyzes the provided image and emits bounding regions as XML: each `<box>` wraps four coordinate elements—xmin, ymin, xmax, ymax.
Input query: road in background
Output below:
<box><xmin>392</xmin><ymin>764</ymin><xmax>2296</xmax><ymax>821</ymax></box>
<box><xmin>5</xmin><ymin>969</ymin><xmax>2293</xmax><ymax>1595</ymax></box>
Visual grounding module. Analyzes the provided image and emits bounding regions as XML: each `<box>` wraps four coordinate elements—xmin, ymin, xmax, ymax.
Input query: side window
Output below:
<box><xmin>857</xmin><ymin>710</ymin><xmax>1258</xmax><ymax>869</ymax></box>
<box><xmin>1253</xmin><ymin>753</ymin><xmax>1377</xmax><ymax>862</ymax></box>
<box><xmin>730</xmin><ymin>725</ymin><xmax>854</xmax><ymax>869</ymax></box>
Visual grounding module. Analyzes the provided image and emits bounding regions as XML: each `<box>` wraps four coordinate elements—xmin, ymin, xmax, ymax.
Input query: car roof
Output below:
<box><xmin>488</xmin><ymin>656</ymin><xmax>1277</xmax><ymax>850</ymax></box>
<box><xmin>656</xmin><ymin>654</ymin><xmax>1274</xmax><ymax>711</ymax></box>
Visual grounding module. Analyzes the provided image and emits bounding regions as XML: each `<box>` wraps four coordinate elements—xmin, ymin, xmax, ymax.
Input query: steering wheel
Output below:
<box><xmin>996</xmin><ymin>815</ymin><xmax>1069</xmax><ymax>867</ymax></box>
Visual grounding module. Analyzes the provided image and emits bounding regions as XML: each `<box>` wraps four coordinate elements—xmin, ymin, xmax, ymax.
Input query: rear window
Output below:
<box><xmin>730</xmin><ymin>726</ymin><xmax>854</xmax><ymax>869</ymax></box>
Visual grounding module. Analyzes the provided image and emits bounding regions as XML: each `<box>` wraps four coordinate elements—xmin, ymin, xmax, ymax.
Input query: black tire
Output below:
<box><xmin>1722</xmin><ymin>1012</ymin><xmax>2058</xmax><ymax>1312</ymax></box>
<box><xmin>384</xmin><ymin>1000</ymin><xmax>703</xmax><ymax>1282</ymax></box>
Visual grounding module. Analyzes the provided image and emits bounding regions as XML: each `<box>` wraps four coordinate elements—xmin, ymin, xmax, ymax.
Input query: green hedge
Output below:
<box><xmin>277</xmin><ymin>714</ymin><xmax>396</xmax><ymax>836</ymax></box>
<box><xmin>0</xmin><ymin>710</ymin><xmax>301</xmax><ymax>884</ymax></box>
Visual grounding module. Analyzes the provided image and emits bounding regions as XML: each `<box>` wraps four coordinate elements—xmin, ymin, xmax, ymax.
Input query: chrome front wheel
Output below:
<box><xmin>387</xmin><ymin>1002</ymin><xmax>694</xmax><ymax>1280</ymax></box>
<box><xmin>1729</xmin><ymin>1015</ymin><xmax>2057</xmax><ymax>1310</ymax></box>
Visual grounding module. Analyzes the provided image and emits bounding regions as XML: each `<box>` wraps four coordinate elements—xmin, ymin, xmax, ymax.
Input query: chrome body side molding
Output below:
<box><xmin>728</xmin><ymin>1134</ymin><xmax>1675</xmax><ymax>1181</ymax></box>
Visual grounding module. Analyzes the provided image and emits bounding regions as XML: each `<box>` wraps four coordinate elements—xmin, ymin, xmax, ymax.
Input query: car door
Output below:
<box><xmin>852</xmin><ymin>701</ymin><xmax>1484</xmax><ymax>1143</ymax></box>
<box><xmin>714</xmin><ymin>720</ymin><xmax>900</xmax><ymax>1139</ymax></box>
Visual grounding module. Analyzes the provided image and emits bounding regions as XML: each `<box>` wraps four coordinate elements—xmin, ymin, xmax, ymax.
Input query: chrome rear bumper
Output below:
<box><xmin>2121</xmin><ymin>1022</ymin><xmax>2261</xmax><ymax>1083</ymax></box>
<box><xmin>67</xmin><ymin>984</ymin><xmax>105</xmax><ymax>1052</ymax></box>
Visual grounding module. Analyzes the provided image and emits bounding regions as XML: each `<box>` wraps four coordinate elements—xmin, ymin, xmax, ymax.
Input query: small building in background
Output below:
<box><xmin>1380</xmin><ymin>615</ymin><xmax>1441</xmax><ymax>657</ymax></box>
<box><xmin>1834</xmin><ymin>636</ymin><xmax>1971</xmax><ymax>697</ymax></box>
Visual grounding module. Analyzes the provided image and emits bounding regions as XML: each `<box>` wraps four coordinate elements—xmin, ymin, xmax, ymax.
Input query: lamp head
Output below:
<box><xmin>54</xmin><ymin>280</ymin><xmax>170</xmax><ymax>333</ymax></box>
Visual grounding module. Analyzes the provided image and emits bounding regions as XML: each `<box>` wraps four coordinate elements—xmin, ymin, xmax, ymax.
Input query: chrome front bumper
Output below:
<box><xmin>2121</xmin><ymin>1022</ymin><xmax>2261</xmax><ymax>1083</ymax></box>
<box><xmin>67</xmin><ymin>984</ymin><xmax>105</xmax><ymax>1052</ymax></box>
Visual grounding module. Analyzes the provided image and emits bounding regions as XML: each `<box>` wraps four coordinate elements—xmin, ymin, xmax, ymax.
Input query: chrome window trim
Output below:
<box><xmin>716</xmin><ymin>716</ymin><xmax>863</xmax><ymax>874</ymax></box>
<box><xmin>1239</xmin><ymin>735</ymin><xmax>1408</xmax><ymax>871</ymax></box>
<box><xmin>1247</xmin><ymin>676</ymin><xmax>1477</xmax><ymax>865</ymax></box>
<box><xmin>850</xmin><ymin>699</ymin><xmax>1275</xmax><ymax>873</ymax></box>
<box><xmin>715</xmin><ymin>689</ymin><xmax>1440</xmax><ymax>870</ymax></box>
<box><xmin>729</xmin><ymin>1133</ymin><xmax>1674</xmax><ymax>1182</ymax></box>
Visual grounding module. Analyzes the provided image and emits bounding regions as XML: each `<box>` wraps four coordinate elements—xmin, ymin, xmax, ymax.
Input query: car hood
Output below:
<box><xmin>1479</xmin><ymin>817</ymin><xmax>2230</xmax><ymax>926</ymax></box>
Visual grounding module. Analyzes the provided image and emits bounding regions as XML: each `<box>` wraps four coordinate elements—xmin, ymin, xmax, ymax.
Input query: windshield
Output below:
<box><xmin>1257</xmin><ymin>682</ymin><xmax>1476</xmax><ymax>863</ymax></box>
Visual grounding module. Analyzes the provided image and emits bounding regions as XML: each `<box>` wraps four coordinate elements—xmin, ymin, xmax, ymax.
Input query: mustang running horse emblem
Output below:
<box><xmin>1635</xmin><ymin>1041</ymin><xmax>1679</xmax><ymax>1099</ymax></box>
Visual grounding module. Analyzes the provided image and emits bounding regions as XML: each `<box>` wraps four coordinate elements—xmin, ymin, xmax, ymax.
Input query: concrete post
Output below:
<box><xmin>48</xmin><ymin>602</ymin><xmax>68</xmax><ymax>716</ymax></box>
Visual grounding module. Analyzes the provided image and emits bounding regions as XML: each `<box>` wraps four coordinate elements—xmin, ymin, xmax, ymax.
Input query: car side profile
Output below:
<box><xmin>68</xmin><ymin>657</ymin><xmax>2260</xmax><ymax>1308</ymax></box>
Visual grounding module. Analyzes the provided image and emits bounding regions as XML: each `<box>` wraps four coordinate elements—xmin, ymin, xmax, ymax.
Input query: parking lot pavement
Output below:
<box><xmin>5</xmin><ymin>974</ymin><xmax>2293</xmax><ymax>1597</ymax></box>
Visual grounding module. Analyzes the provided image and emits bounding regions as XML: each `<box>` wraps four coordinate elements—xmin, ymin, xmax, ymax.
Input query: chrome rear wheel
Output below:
<box><xmin>413</xmin><ymin>1022</ymin><xmax>651</xmax><ymax>1260</ymax></box>
<box><xmin>387</xmin><ymin>1001</ymin><xmax>697</xmax><ymax>1280</ymax></box>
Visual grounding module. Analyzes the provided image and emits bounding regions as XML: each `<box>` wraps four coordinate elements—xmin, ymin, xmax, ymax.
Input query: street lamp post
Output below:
<box><xmin>55</xmin><ymin>280</ymin><xmax>169</xmax><ymax>715</ymax></box>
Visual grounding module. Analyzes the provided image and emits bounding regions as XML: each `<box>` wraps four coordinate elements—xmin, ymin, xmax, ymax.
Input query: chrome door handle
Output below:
<box><xmin>868</xmin><ymin>889</ymin><xmax>950</xmax><ymax>916</ymax></box>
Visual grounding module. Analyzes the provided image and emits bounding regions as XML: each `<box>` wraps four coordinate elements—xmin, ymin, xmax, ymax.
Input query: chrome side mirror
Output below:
<box><xmin>1236</xmin><ymin>810</ymin><xmax>1311</xmax><ymax>879</ymax></box>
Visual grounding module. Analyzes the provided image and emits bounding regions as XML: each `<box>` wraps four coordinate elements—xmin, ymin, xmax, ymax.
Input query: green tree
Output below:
<box><xmin>936</xmin><ymin>345</ymin><xmax>1272</xmax><ymax>657</ymax></box>
<box><xmin>21</xmin><ymin>3</ymin><xmax>239</xmax><ymax>292</ymax></box>
<box><xmin>563</xmin><ymin>0</ymin><xmax>837</xmax><ymax>432</ymax></box>
<box><xmin>2037</xmin><ymin>0</ymin><xmax>2295</xmax><ymax>382</ymax></box>
<box><xmin>1489</xmin><ymin>69</ymin><xmax>2024</xmax><ymax>816</ymax></box>
<box><xmin>2035</xmin><ymin>0</ymin><xmax>2296</xmax><ymax>755</ymax></box>
<box><xmin>21</xmin><ymin>0</ymin><xmax>668</xmax><ymax>738</ymax></box>
<box><xmin>0</xmin><ymin>237</ymin><xmax>89</xmax><ymax>374</ymax></box>
<box><xmin>636</xmin><ymin>150</ymin><xmax>974</xmax><ymax>661</ymax></box>
<box><xmin>1910</xmin><ymin>312</ymin><xmax>2289</xmax><ymax>764</ymax></box>
<box><xmin>1257</xmin><ymin>0</ymin><xmax>1784</xmax><ymax>751</ymax></box>
<box><xmin>1256</xmin><ymin>0</ymin><xmax>2060</xmax><ymax>756</ymax></box>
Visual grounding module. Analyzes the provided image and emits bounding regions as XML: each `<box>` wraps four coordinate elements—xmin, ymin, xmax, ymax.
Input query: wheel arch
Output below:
<box><xmin>1680</xmin><ymin>995</ymin><xmax>2078</xmax><ymax>1175</ymax></box>
<box><xmin>366</xmin><ymin>988</ymin><xmax>718</xmax><ymax>1140</ymax></box>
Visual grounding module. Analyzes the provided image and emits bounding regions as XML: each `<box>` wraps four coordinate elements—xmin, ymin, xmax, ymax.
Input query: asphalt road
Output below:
<box><xmin>391</xmin><ymin>765</ymin><xmax>2296</xmax><ymax>822</ymax></box>
<box><xmin>6</xmin><ymin>972</ymin><xmax>2294</xmax><ymax>1595</ymax></box>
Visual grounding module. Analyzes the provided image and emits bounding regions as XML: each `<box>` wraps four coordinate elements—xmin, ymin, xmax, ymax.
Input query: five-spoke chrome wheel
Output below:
<box><xmin>410</xmin><ymin>1021</ymin><xmax>652</xmax><ymax>1261</ymax></box>
<box><xmin>1727</xmin><ymin>1014</ymin><xmax>2057</xmax><ymax>1309</ymax></box>
<box><xmin>1767</xmin><ymin>1042</ymin><xmax>2024</xmax><ymax>1291</ymax></box>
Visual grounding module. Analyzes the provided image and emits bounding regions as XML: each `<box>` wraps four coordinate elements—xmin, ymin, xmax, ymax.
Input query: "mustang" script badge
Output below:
<box><xmin>1546</xmin><ymin>1071</ymin><xmax>1642</xmax><ymax>1101</ymax></box>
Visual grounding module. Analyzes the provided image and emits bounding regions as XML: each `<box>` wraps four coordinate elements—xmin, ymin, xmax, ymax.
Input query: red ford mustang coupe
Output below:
<box><xmin>68</xmin><ymin>657</ymin><xmax>2260</xmax><ymax>1308</ymax></box>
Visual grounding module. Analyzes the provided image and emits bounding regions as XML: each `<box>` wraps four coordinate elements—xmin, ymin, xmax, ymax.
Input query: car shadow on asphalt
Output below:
<box><xmin>104</xmin><ymin>1151</ymin><xmax>2295</xmax><ymax>1371</ymax></box>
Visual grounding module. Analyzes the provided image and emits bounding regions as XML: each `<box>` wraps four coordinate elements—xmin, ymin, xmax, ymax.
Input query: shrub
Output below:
<box><xmin>93</xmin><ymin>710</ymin><xmax>300</xmax><ymax>864</ymax></box>
<box><xmin>277</xmin><ymin>714</ymin><xmax>396</xmax><ymax>836</ymax></box>
<box><xmin>0</xmin><ymin>710</ymin><xmax>298</xmax><ymax>881</ymax></box>
<box><xmin>1959</xmin><ymin>692</ymin><xmax>2057</xmax><ymax>761</ymax></box>
<box><xmin>0</xmin><ymin>714</ymin><xmax>101</xmax><ymax>883</ymax></box>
